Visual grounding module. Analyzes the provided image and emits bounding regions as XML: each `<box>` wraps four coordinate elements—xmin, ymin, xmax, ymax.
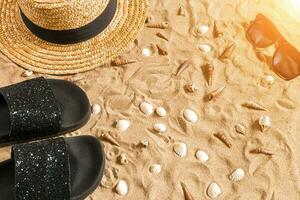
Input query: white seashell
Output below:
<box><xmin>140</xmin><ymin>139</ymin><xmax>149</xmax><ymax>147</ymax></box>
<box><xmin>91</xmin><ymin>104</ymin><xmax>101</xmax><ymax>114</ymax></box>
<box><xmin>156</xmin><ymin>106</ymin><xmax>167</xmax><ymax>117</ymax></box>
<box><xmin>199</xmin><ymin>44</ymin><xmax>211</xmax><ymax>53</ymax></box>
<box><xmin>195</xmin><ymin>150</ymin><xmax>209</xmax><ymax>162</ymax></box>
<box><xmin>149</xmin><ymin>164</ymin><xmax>162</xmax><ymax>174</ymax></box>
<box><xmin>229</xmin><ymin>168</ymin><xmax>245</xmax><ymax>182</ymax></box>
<box><xmin>258</xmin><ymin>115</ymin><xmax>271</xmax><ymax>132</ymax></box>
<box><xmin>173</xmin><ymin>142</ymin><xmax>187</xmax><ymax>158</ymax></box>
<box><xmin>261</xmin><ymin>75</ymin><xmax>274</xmax><ymax>87</ymax></box>
<box><xmin>139</xmin><ymin>102</ymin><xmax>153</xmax><ymax>116</ymax></box>
<box><xmin>115</xmin><ymin>179</ymin><xmax>128</xmax><ymax>196</ymax></box>
<box><xmin>235</xmin><ymin>124</ymin><xmax>246</xmax><ymax>135</ymax></box>
<box><xmin>153</xmin><ymin>123</ymin><xmax>167</xmax><ymax>133</ymax></box>
<box><xmin>207</xmin><ymin>182</ymin><xmax>222</xmax><ymax>198</ymax></box>
<box><xmin>183</xmin><ymin>108</ymin><xmax>198</xmax><ymax>123</ymax></box>
<box><xmin>142</xmin><ymin>48</ymin><xmax>152</xmax><ymax>57</ymax></box>
<box><xmin>197</xmin><ymin>25</ymin><xmax>209</xmax><ymax>34</ymax></box>
<box><xmin>22</xmin><ymin>70</ymin><xmax>33</xmax><ymax>77</ymax></box>
<box><xmin>116</xmin><ymin>119</ymin><xmax>130</xmax><ymax>131</ymax></box>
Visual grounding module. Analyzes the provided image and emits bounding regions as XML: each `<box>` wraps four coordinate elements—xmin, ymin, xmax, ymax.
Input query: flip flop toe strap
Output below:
<box><xmin>12</xmin><ymin>138</ymin><xmax>70</xmax><ymax>200</ymax></box>
<box><xmin>0</xmin><ymin>77</ymin><xmax>62</xmax><ymax>138</ymax></box>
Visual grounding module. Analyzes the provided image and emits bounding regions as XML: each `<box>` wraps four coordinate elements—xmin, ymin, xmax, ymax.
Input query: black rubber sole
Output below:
<box><xmin>0</xmin><ymin>79</ymin><xmax>91</xmax><ymax>147</ymax></box>
<box><xmin>0</xmin><ymin>135</ymin><xmax>105</xmax><ymax>200</ymax></box>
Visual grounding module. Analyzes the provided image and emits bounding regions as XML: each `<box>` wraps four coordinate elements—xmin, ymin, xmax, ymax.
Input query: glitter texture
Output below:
<box><xmin>0</xmin><ymin>77</ymin><xmax>62</xmax><ymax>139</ymax></box>
<box><xmin>12</xmin><ymin>138</ymin><xmax>70</xmax><ymax>200</ymax></box>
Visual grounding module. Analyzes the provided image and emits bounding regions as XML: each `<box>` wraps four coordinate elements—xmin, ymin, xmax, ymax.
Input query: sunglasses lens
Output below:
<box><xmin>247</xmin><ymin>19</ymin><xmax>281</xmax><ymax>48</ymax></box>
<box><xmin>273</xmin><ymin>43</ymin><xmax>300</xmax><ymax>80</ymax></box>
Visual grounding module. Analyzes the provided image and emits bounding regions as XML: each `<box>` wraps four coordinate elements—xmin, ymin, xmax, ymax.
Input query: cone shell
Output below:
<box><xmin>147</xmin><ymin>22</ymin><xmax>169</xmax><ymax>29</ymax></box>
<box><xmin>156</xmin><ymin>32</ymin><xmax>169</xmax><ymax>41</ymax></box>
<box><xmin>101</xmin><ymin>132</ymin><xmax>120</xmax><ymax>147</ymax></box>
<box><xmin>116</xmin><ymin>119</ymin><xmax>130</xmax><ymax>131</ymax></box>
<box><xmin>219</xmin><ymin>43</ymin><xmax>236</xmax><ymax>60</ymax></box>
<box><xmin>207</xmin><ymin>182</ymin><xmax>222</xmax><ymax>198</ymax></box>
<box><xmin>180</xmin><ymin>182</ymin><xmax>195</xmax><ymax>200</ymax></box>
<box><xmin>214</xmin><ymin>132</ymin><xmax>232</xmax><ymax>148</ymax></box>
<box><xmin>178</xmin><ymin>6</ymin><xmax>185</xmax><ymax>16</ymax></box>
<box><xmin>140</xmin><ymin>102</ymin><xmax>154</xmax><ymax>116</ymax></box>
<box><xmin>235</xmin><ymin>124</ymin><xmax>246</xmax><ymax>135</ymax></box>
<box><xmin>205</xmin><ymin>63</ymin><xmax>214</xmax><ymax>86</ymax></box>
<box><xmin>115</xmin><ymin>180</ymin><xmax>128</xmax><ymax>196</ymax></box>
<box><xmin>207</xmin><ymin>86</ymin><xmax>225</xmax><ymax>101</ymax></box>
<box><xmin>229</xmin><ymin>168</ymin><xmax>245</xmax><ymax>182</ymax></box>
<box><xmin>183</xmin><ymin>108</ymin><xmax>198</xmax><ymax>123</ymax></box>
<box><xmin>156</xmin><ymin>44</ymin><xmax>168</xmax><ymax>55</ymax></box>
<box><xmin>149</xmin><ymin>164</ymin><xmax>162</xmax><ymax>174</ymax></box>
<box><xmin>213</xmin><ymin>21</ymin><xmax>223</xmax><ymax>38</ymax></box>
<box><xmin>111</xmin><ymin>57</ymin><xmax>137</xmax><ymax>66</ymax></box>
<box><xmin>242</xmin><ymin>101</ymin><xmax>267</xmax><ymax>111</ymax></box>
<box><xmin>250</xmin><ymin>147</ymin><xmax>273</xmax><ymax>156</ymax></box>
<box><xmin>173</xmin><ymin>142</ymin><xmax>187</xmax><ymax>157</ymax></box>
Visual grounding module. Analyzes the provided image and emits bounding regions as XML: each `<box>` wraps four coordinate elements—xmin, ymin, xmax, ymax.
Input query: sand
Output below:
<box><xmin>1</xmin><ymin>0</ymin><xmax>300</xmax><ymax>199</ymax></box>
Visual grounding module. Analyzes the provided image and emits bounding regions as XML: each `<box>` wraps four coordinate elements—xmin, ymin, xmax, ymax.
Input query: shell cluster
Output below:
<box><xmin>116</xmin><ymin>119</ymin><xmax>130</xmax><ymax>132</ymax></box>
<box><xmin>173</xmin><ymin>142</ymin><xmax>187</xmax><ymax>158</ymax></box>
<box><xmin>183</xmin><ymin>108</ymin><xmax>198</xmax><ymax>123</ymax></box>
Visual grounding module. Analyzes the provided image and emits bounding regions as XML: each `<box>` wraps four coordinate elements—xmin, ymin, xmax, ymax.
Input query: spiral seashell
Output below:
<box><xmin>111</xmin><ymin>57</ymin><xmax>137</xmax><ymax>66</ymax></box>
<box><xmin>147</xmin><ymin>22</ymin><xmax>169</xmax><ymax>29</ymax></box>
<box><xmin>175</xmin><ymin>60</ymin><xmax>190</xmax><ymax>76</ymax></box>
<box><xmin>195</xmin><ymin>150</ymin><xmax>209</xmax><ymax>162</ymax></box>
<box><xmin>183</xmin><ymin>108</ymin><xmax>198</xmax><ymax>123</ymax></box>
<box><xmin>178</xmin><ymin>6</ymin><xmax>185</xmax><ymax>16</ymax></box>
<box><xmin>207</xmin><ymin>86</ymin><xmax>226</xmax><ymax>101</ymax></box>
<box><xmin>180</xmin><ymin>182</ymin><xmax>195</xmax><ymax>200</ymax></box>
<box><xmin>156</xmin><ymin>106</ymin><xmax>167</xmax><ymax>117</ymax></box>
<box><xmin>156</xmin><ymin>44</ymin><xmax>168</xmax><ymax>55</ymax></box>
<box><xmin>219</xmin><ymin>43</ymin><xmax>236</xmax><ymax>60</ymax></box>
<box><xmin>91</xmin><ymin>104</ymin><xmax>101</xmax><ymax>114</ymax></box>
<box><xmin>118</xmin><ymin>154</ymin><xmax>128</xmax><ymax>165</ymax></box>
<box><xmin>153</xmin><ymin>123</ymin><xmax>167</xmax><ymax>133</ymax></box>
<box><xmin>101</xmin><ymin>132</ymin><xmax>120</xmax><ymax>147</ymax></box>
<box><xmin>197</xmin><ymin>25</ymin><xmax>209</xmax><ymax>35</ymax></box>
<box><xmin>149</xmin><ymin>164</ymin><xmax>162</xmax><ymax>174</ymax></box>
<box><xmin>213</xmin><ymin>132</ymin><xmax>232</xmax><ymax>148</ymax></box>
<box><xmin>242</xmin><ymin>101</ymin><xmax>267</xmax><ymax>111</ymax></box>
<box><xmin>116</xmin><ymin>119</ymin><xmax>130</xmax><ymax>132</ymax></box>
<box><xmin>199</xmin><ymin>44</ymin><xmax>211</xmax><ymax>53</ymax></box>
<box><xmin>173</xmin><ymin>142</ymin><xmax>187</xmax><ymax>158</ymax></box>
<box><xmin>207</xmin><ymin>182</ymin><xmax>222</xmax><ymax>198</ymax></box>
<box><xmin>204</xmin><ymin>63</ymin><xmax>214</xmax><ymax>86</ymax></box>
<box><xmin>258</xmin><ymin>115</ymin><xmax>271</xmax><ymax>132</ymax></box>
<box><xmin>213</xmin><ymin>21</ymin><xmax>223</xmax><ymax>38</ymax></box>
<box><xmin>115</xmin><ymin>179</ymin><xmax>128</xmax><ymax>196</ymax></box>
<box><xmin>156</xmin><ymin>32</ymin><xmax>169</xmax><ymax>41</ymax></box>
<box><xmin>139</xmin><ymin>102</ymin><xmax>154</xmax><ymax>116</ymax></box>
<box><xmin>250</xmin><ymin>147</ymin><xmax>273</xmax><ymax>156</ymax></box>
<box><xmin>229</xmin><ymin>168</ymin><xmax>245</xmax><ymax>182</ymax></box>
<box><xmin>235</xmin><ymin>124</ymin><xmax>246</xmax><ymax>135</ymax></box>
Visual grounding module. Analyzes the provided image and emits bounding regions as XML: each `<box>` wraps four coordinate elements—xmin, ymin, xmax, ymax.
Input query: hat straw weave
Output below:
<box><xmin>0</xmin><ymin>0</ymin><xmax>148</xmax><ymax>74</ymax></box>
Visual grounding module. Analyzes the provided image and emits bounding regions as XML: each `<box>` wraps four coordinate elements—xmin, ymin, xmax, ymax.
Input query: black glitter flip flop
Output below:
<box><xmin>0</xmin><ymin>135</ymin><xmax>105</xmax><ymax>200</ymax></box>
<box><xmin>0</xmin><ymin>77</ymin><xmax>90</xmax><ymax>147</ymax></box>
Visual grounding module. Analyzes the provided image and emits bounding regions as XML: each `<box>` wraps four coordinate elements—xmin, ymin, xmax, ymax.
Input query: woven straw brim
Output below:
<box><xmin>0</xmin><ymin>0</ymin><xmax>148</xmax><ymax>74</ymax></box>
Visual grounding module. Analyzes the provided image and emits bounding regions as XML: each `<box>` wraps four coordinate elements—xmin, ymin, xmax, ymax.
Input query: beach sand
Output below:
<box><xmin>1</xmin><ymin>0</ymin><xmax>300</xmax><ymax>199</ymax></box>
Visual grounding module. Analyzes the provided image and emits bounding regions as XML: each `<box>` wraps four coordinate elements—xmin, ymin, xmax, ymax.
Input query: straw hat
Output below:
<box><xmin>0</xmin><ymin>0</ymin><xmax>148</xmax><ymax>74</ymax></box>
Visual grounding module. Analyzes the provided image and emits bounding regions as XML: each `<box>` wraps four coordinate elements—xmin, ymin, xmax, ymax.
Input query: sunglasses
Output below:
<box><xmin>246</xmin><ymin>14</ymin><xmax>300</xmax><ymax>81</ymax></box>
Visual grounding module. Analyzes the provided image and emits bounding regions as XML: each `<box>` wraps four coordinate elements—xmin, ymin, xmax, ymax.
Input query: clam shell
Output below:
<box><xmin>140</xmin><ymin>102</ymin><xmax>154</xmax><ymax>116</ymax></box>
<box><xmin>195</xmin><ymin>150</ymin><xmax>209</xmax><ymax>162</ymax></box>
<box><xmin>173</xmin><ymin>142</ymin><xmax>187</xmax><ymax>158</ymax></box>
<box><xmin>149</xmin><ymin>164</ymin><xmax>162</xmax><ymax>174</ymax></box>
<box><xmin>207</xmin><ymin>182</ymin><xmax>222</xmax><ymax>198</ymax></box>
<box><xmin>229</xmin><ymin>168</ymin><xmax>245</xmax><ymax>182</ymax></box>
<box><xmin>115</xmin><ymin>179</ymin><xmax>128</xmax><ymax>196</ymax></box>
<box><xmin>91</xmin><ymin>104</ymin><xmax>101</xmax><ymax>114</ymax></box>
<box><xmin>142</xmin><ymin>48</ymin><xmax>152</xmax><ymax>57</ymax></box>
<box><xmin>199</xmin><ymin>44</ymin><xmax>211</xmax><ymax>53</ymax></box>
<box><xmin>258</xmin><ymin>115</ymin><xmax>271</xmax><ymax>132</ymax></box>
<box><xmin>156</xmin><ymin>106</ymin><xmax>167</xmax><ymax>117</ymax></box>
<box><xmin>116</xmin><ymin>119</ymin><xmax>130</xmax><ymax>131</ymax></box>
<box><xmin>197</xmin><ymin>25</ymin><xmax>209</xmax><ymax>34</ymax></box>
<box><xmin>183</xmin><ymin>109</ymin><xmax>198</xmax><ymax>123</ymax></box>
<box><xmin>153</xmin><ymin>123</ymin><xmax>167</xmax><ymax>133</ymax></box>
<box><xmin>22</xmin><ymin>70</ymin><xmax>33</xmax><ymax>77</ymax></box>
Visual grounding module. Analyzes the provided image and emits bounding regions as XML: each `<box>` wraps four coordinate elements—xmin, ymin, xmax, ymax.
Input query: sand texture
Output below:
<box><xmin>1</xmin><ymin>0</ymin><xmax>300</xmax><ymax>199</ymax></box>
